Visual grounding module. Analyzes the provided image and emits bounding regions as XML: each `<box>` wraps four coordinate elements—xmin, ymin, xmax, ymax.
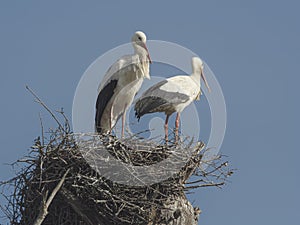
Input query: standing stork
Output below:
<box><xmin>95</xmin><ymin>31</ymin><xmax>151</xmax><ymax>137</ymax></box>
<box><xmin>134</xmin><ymin>57</ymin><xmax>210</xmax><ymax>141</ymax></box>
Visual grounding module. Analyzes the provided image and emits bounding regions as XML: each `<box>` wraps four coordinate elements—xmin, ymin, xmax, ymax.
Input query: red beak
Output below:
<box><xmin>142</xmin><ymin>43</ymin><xmax>152</xmax><ymax>64</ymax></box>
<box><xmin>201</xmin><ymin>68</ymin><xmax>211</xmax><ymax>92</ymax></box>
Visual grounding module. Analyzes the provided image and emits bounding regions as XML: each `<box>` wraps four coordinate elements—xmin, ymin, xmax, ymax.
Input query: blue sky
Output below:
<box><xmin>0</xmin><ymin>1</ymin><xmax>299</xmax><ymax>224</ymax></box>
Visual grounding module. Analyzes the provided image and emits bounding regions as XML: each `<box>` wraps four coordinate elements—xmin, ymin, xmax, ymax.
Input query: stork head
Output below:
<box><xmin>131</xmin><ymin>31</ymin><xmax>152</xmax><ymax>64</ymax></box>
<box><xmin>192</xmin><ymin>57</ymin><xmax>211</xmax><ymax>92</ymax></box>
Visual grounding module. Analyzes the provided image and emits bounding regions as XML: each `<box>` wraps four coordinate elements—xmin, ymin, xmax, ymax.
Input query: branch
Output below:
<box><xmin>26</xmin><ymin>85</ymin><xmax>66</xmax><ymax>133</ymax></box>
<box><xmin>185</xmin><ymin>182</ymin><xmax>225</xmax><ymax>189</ymax></box>
<box><xmin>33</xmin><ymin>169</ymin><xmax>70</xmax><ymax>225</ymax></box>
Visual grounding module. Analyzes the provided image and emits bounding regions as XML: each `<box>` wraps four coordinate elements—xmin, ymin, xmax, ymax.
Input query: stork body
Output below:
<box><xmin>95</xmin><ymin>31</ymin><xmax>151</xmax><ymax>137</ymax></box>
<box><xmin>134</xmin><ymin>57</ymin><xmax>210</xmax><ymax>141</ymax></box>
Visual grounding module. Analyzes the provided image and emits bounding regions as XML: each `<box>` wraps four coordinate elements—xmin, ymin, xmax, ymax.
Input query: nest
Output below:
<box><xmin>0</xmin><ymin>105</ymin><xmax>233</xmax><ymax>225</ymax></box>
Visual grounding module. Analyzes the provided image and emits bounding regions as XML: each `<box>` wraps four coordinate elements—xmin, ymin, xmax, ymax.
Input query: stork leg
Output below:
<box><xmin>121</xmin><ymin>110</ymin><xmax>126</xmax><ymax>138</ymax></box>
<box><xmin>175</xmin><ymin>113</ymin><xmax>180</xmax><ymax>143</ymax></box>
<box><xmin>164</xmin><ymin>115</ymin><xmax>170</xmax><ymax>142</ymax></box>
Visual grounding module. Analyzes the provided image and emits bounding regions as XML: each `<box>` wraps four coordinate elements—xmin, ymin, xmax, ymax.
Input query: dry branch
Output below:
<box><xmin>33</xmin><ymin>168</ymin><xmax>70</xmax><ymax>225</ymax></box>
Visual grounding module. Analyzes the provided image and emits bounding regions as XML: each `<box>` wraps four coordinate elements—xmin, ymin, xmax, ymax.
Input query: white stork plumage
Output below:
<box><xmin>134</xmin><ymin>57</ymin><xmax>210</xmax><ymax>141</ymax></box>
<box><xmin>95</xmin><ymin>31</ymin><xmax>151</xmax><ymax>137</ymax></box>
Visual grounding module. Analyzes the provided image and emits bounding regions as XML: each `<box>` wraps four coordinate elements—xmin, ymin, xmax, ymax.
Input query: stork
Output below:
<box><xmin>95</xmin><ymin>31</ymin><xmax>151</xmax><ymax>137</ymax></box>
<box><xmin>134</xmin><ymin>57</ymin><xmax>210</xmax><ymax>141</ymax></box>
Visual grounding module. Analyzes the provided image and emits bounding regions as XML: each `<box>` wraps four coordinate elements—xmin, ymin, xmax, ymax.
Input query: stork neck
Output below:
<box><xmin>190</xmin><ymin>72</ymin><xmax>201</xmax><ymax>86</ymax></box>
<box><xmin>132</xmin><ymin>44</ymin><xmax>150</xmax><ymax>79</ymax></box>
<box><xmin>133</xmin><ymin>45</ymin><xmax>146</xmax><ymax>56</ymax></box>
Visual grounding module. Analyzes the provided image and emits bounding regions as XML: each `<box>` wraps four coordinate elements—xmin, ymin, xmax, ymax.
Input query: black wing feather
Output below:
<box><xmin>134</xmin><ymin>79</ymin><xmax>190</xmax><ymax>121</ymax></box>
<box><xmin>134</xmin><ymin>97</ymin><xmax>168</xmax><ymax>121</ymax></box>
<box><xmin>95</xmin><ymin>79</ymin><xmax>118</xmax><ymax>132</ymax></box>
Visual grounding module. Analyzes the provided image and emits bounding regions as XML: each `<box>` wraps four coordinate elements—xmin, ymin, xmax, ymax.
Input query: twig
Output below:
<box><xmin>25</xmin><ymin>85</ymin><xmax>66</xmax><ymax>133</ymax></box>
<box><xmin>185</xmin><ymin>182</ymin><xmax>225</xmax><ymax>189</ymax></box>
<box><xmin>39</xmin><ymin>112</ymin><xmax>45</xmax><ymax>147</ymax></box>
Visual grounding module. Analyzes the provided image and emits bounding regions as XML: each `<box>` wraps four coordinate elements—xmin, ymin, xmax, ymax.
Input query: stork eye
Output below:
<box><xmin>138</xmin><ymin>36</ymin><xmax>142</xmax><ymax>41</ymax></box>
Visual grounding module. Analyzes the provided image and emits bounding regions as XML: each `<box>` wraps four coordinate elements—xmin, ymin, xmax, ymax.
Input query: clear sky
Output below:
<box><xmin>0</xmin><ymin>1</ymin><xmax>299</xmax><ymax>224</ymax></box>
